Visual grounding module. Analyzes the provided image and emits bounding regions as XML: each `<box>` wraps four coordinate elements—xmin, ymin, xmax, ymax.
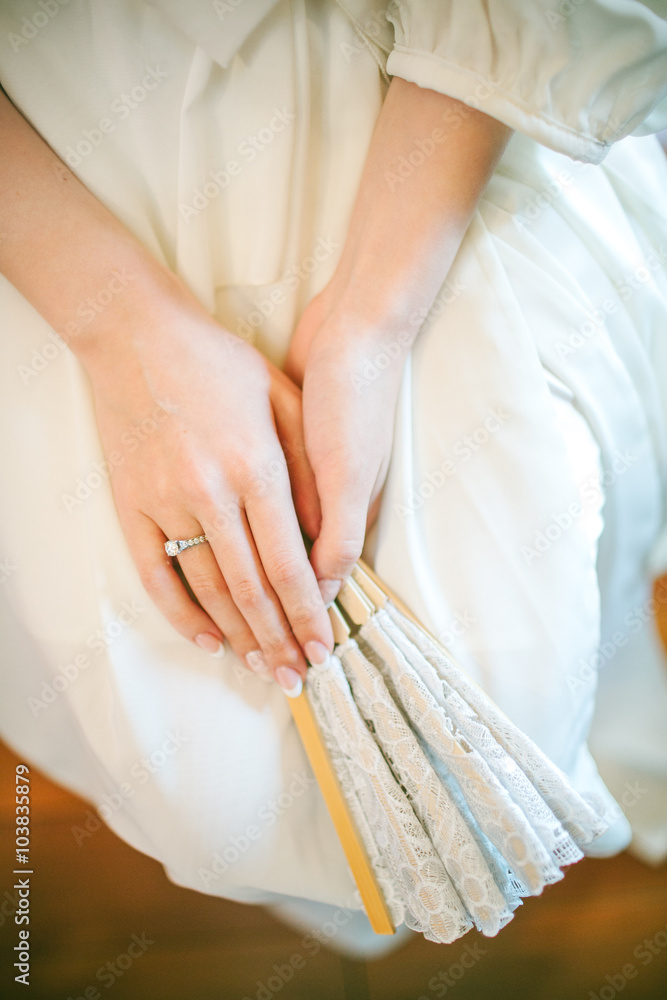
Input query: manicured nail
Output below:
<box><xmin>246</xmin><ymin>650</ymin><xmax>270</xmax><ymax>675</ymax></box>
<box><xmin>304</xmin><ymin>640</ymin><xmax>330</xmax><ymax>667</ymax></box>
<box><xmin>318</xmin><ymin>579</ymin><xmax>342</xmax><ymax>606</ymax></box>
<box><xmin>195</xmin><ymin>633</ymin><xmax>224</xmax><ymax>657</ymax></box>
<box><xmin>275</xmin><ymin>666</ymin><xmax>303</xmax><ymax>698</ymax></box>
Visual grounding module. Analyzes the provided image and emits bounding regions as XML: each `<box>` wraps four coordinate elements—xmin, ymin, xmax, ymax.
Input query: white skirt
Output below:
<box><xmin>1</xmin><ymin>0</ymin><xmax>667</xmax><ymax>920</ymax></box>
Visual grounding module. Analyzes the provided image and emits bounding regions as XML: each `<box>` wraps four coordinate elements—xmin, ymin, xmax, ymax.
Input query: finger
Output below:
<box><xmin>308</xmin><ymin>448</ymin><xmax>369</xmax><ymax>606</ymax></box>
<box><xmin>282</xmin><ymin>352</ymin><xmax>303</xmax><ymax>388</ymax></box>
<box><xmin>271</xmin><ymin>375</ymin><xmax>322</xmax><ymax>541</ymax></box>
<box><xmin>244</xmin><ymin>461</ymin><xmax>334</xmax><ymax>660</ymax></box>
<box><xmin>173</xmin><ymin>539</ymin><xmax>270</xmax><ymax>675</ymax></box>
<box><xmin>122</xmin><ymin>511</ymin><xmax>226</xmax><ymax>657</ymax></box>
<box><xmin>203</xmin><ymin>502</ymin><xmax>312</xmax><ymax>689</ymax></box>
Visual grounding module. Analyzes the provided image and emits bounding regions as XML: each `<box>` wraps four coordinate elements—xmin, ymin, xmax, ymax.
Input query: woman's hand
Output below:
<box><xmin>0</xmin><ymin>90</ymin><xmax>334</xmax><ymax>695</ymax></box>
<box><xmin>285</xmin><ymin>79</ymin><xmax>512</xmax><ymax>598</ymax></box>
<box><xmin>84</xmin><ymin>297</ymin><xmax>333</xmax><ymax>694</ymax></box>
<box><xmin>285</xmin><ymin>289</ymin><xmax>406</xmax><ymax>603</ymax></box>
<box><xmin>0</xmin><ymin>80</ymin><xmax>511</xmax><ymax>685</ymax></box>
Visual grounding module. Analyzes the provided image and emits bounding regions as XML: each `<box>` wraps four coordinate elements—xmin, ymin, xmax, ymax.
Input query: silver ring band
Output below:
<box><xmin>164</xmin><ymin>534</ymin><xmax>208</xmax><ymax>557</ymax></box>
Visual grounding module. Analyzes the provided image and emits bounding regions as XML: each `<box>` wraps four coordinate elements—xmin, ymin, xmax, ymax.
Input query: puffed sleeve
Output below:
<box><xmin>381</xmin><ymin>0</ymin><xmax>667</xmax><ymax>163</ymax></box>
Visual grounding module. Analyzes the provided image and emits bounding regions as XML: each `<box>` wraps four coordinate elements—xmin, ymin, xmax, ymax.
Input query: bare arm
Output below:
<box><xmin>0</xmin><ymin>90</ymin><xmax>334</xmax><ymax>695</ymax></box>
<box><xmin>287</xmin><ymin>78</ymin><xmax>512</xmax><ymax>600</ymax></box>
<box><xmin>0</xmin><ymin>91</ymin><xmax>179</xmax><ymax>349</ymax></box>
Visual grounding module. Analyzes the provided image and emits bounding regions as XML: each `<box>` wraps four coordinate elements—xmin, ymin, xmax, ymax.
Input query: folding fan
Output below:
<box><xmin>285</xmin><ymin>560</ymin><xmax>610</xmax><ymax>944</ymax></box>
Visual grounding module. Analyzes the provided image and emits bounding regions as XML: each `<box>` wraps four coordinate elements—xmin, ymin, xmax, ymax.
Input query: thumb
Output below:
<box><xmin>308</xmin><ymin>464</ymin><xmax>367</xmax><ymax>605</ymax></box>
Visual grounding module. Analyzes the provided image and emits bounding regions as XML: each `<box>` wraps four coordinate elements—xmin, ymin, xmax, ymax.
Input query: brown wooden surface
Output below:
<box><xmin>1</xmin><ymin>739</ymin><xmax>666</xmax><ymax>1000</ymax></box>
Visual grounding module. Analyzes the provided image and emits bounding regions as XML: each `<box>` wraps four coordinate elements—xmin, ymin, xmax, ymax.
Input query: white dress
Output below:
<box><xmin>1</xmin><ymin>0</ymin><xmax>667</xmax><ymax>942</ymax></box>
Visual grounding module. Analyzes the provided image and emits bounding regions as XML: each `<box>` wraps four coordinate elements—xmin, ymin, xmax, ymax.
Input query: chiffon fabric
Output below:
<box><xmin>1</xmin><ymin>0</ymin><xmax>667</xmax><ymax>945</ymax></box>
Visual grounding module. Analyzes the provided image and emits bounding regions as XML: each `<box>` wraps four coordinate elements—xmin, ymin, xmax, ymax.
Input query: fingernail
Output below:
<box><xmin>318</xmin><ymin>579</ymin><xmax>342</xmax><ymax>606</ymax></box>
<box><xmin>304</xmin><ymin>640</ymin><xmax>330</xmax><ymax>667</ymax></box>
<box><xmin>246</xmin><ymin>650</ymin><xmax>270</xmax><ymax>675</ymax></box>
<box><xmin>275</xmin><ymin>666</ymin><xmax>303</xmax><ymax>698</ymax></box>
<box><xmin>195</xmin><ymin>633</ymin><xmax>224</xmax><ymax>657</ymax></box>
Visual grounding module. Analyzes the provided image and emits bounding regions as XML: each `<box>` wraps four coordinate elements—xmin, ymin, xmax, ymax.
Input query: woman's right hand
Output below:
<box><xmin>0</xmin><ymin>90</ymin><xmax>333</xmax><ymax>694</ymax></box>
<box><xmin>80</xmin><ymin>292</ymin><xmax>333</xmax><ymax>695</ymax></box>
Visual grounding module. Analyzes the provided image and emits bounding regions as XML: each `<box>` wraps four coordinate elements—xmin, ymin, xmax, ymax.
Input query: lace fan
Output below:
<box><xmin>285</xmin><ymin>560</ymin><xmax>611</xmax><ymax>944</ymax></box>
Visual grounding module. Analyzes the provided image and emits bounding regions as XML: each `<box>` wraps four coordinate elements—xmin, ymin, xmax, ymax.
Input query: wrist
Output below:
<box><xmin>63</xmin><ymin>256</ymin><xmax>207</xmax><ymax>376</ymax></box>
<box><xmin>312</xmin><ymin>79</ymin><xmax>511</xmax><ymax>351</ymax></box>
<box><xmin>318</xmin><ymin>240</ymin><xmax>463</xmax><ymax>352</ymax></box>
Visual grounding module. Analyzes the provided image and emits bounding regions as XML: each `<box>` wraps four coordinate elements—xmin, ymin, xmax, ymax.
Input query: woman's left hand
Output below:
<box><xmin>284</xmin><ymin>287</ymin><xmax>409</xmax><ymax>604</ymax></box>
<box><xmin>284</xmin><ymin>79</ymin><xmax>512</xmax><ymax>603</ymax></box>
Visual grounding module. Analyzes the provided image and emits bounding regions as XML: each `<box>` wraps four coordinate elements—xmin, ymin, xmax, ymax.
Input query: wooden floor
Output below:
<box><xmin>0</xmin><ymin>741</ymin><xmax>666</xmax><ymax>1000</ymax></box>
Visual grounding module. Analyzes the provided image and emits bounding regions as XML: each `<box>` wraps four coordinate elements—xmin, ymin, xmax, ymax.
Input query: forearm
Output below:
<box><xmin>0</xmin><ymin>91</ymin><xmax>194</xmax><ymax>368</ymax></box>
<box><xmin>328</xmin><ymin>78</ymin><xmax>512</xmax><ymax>339</ymax></box>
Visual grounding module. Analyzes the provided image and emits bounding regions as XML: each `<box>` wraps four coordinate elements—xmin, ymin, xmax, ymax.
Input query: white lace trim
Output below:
<box><xmin>305</xmin><ymin>601</ymin><xmax>610</xmax><ymax>944</ymax></box>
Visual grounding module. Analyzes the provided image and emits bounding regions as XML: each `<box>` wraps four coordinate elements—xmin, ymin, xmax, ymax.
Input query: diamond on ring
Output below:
<box><xmin>164</xmin><ymin>534</ymin><xmax>208</xmax><ymax>557</ymax></box>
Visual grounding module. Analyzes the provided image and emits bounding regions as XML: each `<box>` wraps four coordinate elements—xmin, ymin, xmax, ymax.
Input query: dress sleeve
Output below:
<box><xmin>383</xmin><ymin>0</ymin><xmax>667</xmax><ymax>163</ymax></box>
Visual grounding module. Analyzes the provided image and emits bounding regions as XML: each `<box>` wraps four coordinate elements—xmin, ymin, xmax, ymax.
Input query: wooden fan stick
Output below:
<box><xmin>354</xmin><ymin>560</ymin><xmax>412</xmax><ymax>621</ymax></box>
<box><xmin>285</xmin><ymin>606</ymin><xmax>396</xmax><ymax>936</ymax></box>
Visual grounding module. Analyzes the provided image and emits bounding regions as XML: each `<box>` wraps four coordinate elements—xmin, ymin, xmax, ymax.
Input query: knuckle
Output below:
<box><xmin>328</xmin><ymin>538</ymin><xmax>363</xmax><ymax>570</ymax></box>
<box><xmin>139</xmin><ymin>563</ymin><xmax>170</xmax><ymax>596</ymax></box>
<box><xmin>183</xmin><ymin>472</ymin><xmax>217</xmax><ymax>508</ymax></box>
<box><xmin>287</xmin><ymin>599</ymin><xmax>317</xmax><ymax>632</ymax></box>
<box><xmin>151</xmin><ymin>476</ymin><xmax>176</xmax><ymax>509</ymax></box>
<box><xmin>232</xmin><ymin>577</ymin><xmax>266</xmax><ymax>613</ymax></box>
<box><xmin>267</xmin><ymin>552</ymin><xmax>303</xmax><ymax>591</ymax></box>
<box><xmin>225</xmin><ymin>624</ymin><xmax>255</xmax><ymax>652</ymax></box>
<box><xmin>168</xmin><ymin>604</ymin><xmax>198</xmax><ymax>633</ymax></box>
<box><xmin>262</xmin><ymin>630</ymin><xmax>297</xmax><ymax>662</ymax></box>
<box><xmin>206</xmin><ymin>500</ymin><xmax>241</xmax><ymax>541</ymax></box>
<box><xmin>188</xmin><ymin>572</ymin><xmax>225</xmax><ymax>606</ymax></box>
<box><xmin>243</xmin><ymin>454</ymin><xmax>288</xmax><ymax>499</ymax></box>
